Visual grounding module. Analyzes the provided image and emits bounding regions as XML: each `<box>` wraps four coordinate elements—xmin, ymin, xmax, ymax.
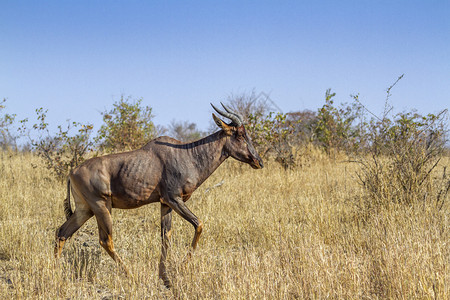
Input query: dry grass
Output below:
<box><xmin>0</xmin><ymin>149</ymin><xmax>448</xmax><ymax>299</ymax></box>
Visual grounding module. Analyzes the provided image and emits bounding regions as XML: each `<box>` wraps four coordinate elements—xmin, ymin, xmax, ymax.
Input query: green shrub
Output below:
<box><xmin>20</xmin><ymin>108</ymin><xmax>94</xmax><ymax>181</ymax></box>
<box><xmin>313</xmin><ymin>89</ymin><xmax>366</xmax><ymax>154</ymax></box>
<box><xmin>0</xmin><ymin>99</ymin><xmax>18</xmax><ymax>151</ymax></box>
<box><xmin>355</xmin><ymin>76</ymin><xmax>449</xmax><ymax>207</ymax></box>
<box><xmin>95</xmin><ymin>96</ymin><xmax>156</xmax><ymax>153</ymax></box>
<box><xmin>357</xmin><ymin>109</ymin><xmax>449</xmax><ymax>207</ymax></box>
<box><xmin>247</xmin><ymin>111</ymin><xmax>298</xmax><ymax>169</ymax></box>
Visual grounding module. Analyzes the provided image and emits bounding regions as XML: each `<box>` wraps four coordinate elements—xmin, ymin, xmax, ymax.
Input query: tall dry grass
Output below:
<box><xmin>0</xmin><ymin>149</ymin><xmax>448</xmax><ymax>299</ymax></box>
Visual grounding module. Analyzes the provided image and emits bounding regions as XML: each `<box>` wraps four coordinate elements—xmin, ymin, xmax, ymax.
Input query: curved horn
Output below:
<box><xmin>220</xmin><ymin>102</ymin><xmax>244</xmax><ymax>125</ymax></box>
<box><xmin>211</xmin><ymin>103</ymin><xmax>243</xmax><ymax>126</ymax></box>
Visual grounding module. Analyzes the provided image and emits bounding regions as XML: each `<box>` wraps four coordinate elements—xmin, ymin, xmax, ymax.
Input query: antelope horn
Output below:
<box><xmin>211</xmin><ymin>103</ymin><xmax>243</xmax><ymax>126</ymax></box>
<box><xmin>220</xmin><ymin>102</ymin><xmax>244</xmax><ymax>125</ymax></box>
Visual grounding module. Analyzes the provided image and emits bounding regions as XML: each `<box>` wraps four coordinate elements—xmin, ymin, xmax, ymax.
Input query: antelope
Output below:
<box><xmin>54</xmin><ymin>103</ymin><xmax>263</xmax><ymax>287</ymax></box>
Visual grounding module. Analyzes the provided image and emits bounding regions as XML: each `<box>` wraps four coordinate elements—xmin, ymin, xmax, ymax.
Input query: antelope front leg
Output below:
<box><xmin>163</xmin><ymin>196</ymin><xmax>203</xmax><ymax>252</ymax></box>
<box><xmin>190</xmin><ymin>219</ymin><xmax>203</xmax><ymax>251</ymax></box>
<box><xmin>159</xmin><ymin>204</ymin><xmax>173</xmax><ymax>288</ymax></box>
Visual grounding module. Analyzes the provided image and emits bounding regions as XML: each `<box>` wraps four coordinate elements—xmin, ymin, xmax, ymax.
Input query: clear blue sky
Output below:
<box><xmin>1</xmin><ymin>1</ymin><xmax>449</xmax><ymax>132</ymax></box>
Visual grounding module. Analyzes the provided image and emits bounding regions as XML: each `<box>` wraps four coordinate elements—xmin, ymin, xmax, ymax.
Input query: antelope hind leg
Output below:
<box><xmin>55</xmin><ymin>209</ymin><xmax>93</xmax><ymax>258</ymax></box>
<box><xmin>159</xmin><ymin>204</ymin><xmax>173</xmax><ymax>288</ymax></box>
<box><xmin>93</xmin><ymin>204</ymin><xmax>130</xmax><ymax>276</ymax></box>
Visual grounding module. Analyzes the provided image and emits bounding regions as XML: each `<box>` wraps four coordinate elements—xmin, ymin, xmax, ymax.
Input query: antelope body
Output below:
<box><xmin>54</xmin><ymin>103</ymin><xmax>263</xmax><ymax>287</ymax></box>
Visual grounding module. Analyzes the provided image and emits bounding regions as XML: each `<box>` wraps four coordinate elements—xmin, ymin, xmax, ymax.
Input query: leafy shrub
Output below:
<box><xmin>313</xmin><ymin>89</ymin><xmax>366</xmax><ymax>154</ymax></box>
<box><xmin>285</xmin><ymin>110</ymin><xmax>317</xmax><ymax>145</ymax></box>
<box><xmin>357</xmin><ymin>109</ymin><xmax>449</xmax><ymax>207</ymax></box>
<box><xmin>355</xmin><ymin>76</ymin><xmax>449</xmax><ymax>207</ymax></box>
<box><xmin>224</xmin><ymin>91</ymin><xmax>300</xmax><ymax>169</ymax></box>
<box><xmin>20</xmin><ymin>108</ymin><xmax>94</xmax><ymax>181</ymax></box>
<box><xmin>247</xmin><ymin>111</ymin><xmax>299</xmax><ymax>169</ymax></box>
<box><xmin>0</xmin><ymin>99</ymin><xmax>18</xmax><ymax>151</ymax></box>
<box><xmin>95</xmin><ymin>96</ymin><xmax>156</xmax><ymax>153</ymax></box>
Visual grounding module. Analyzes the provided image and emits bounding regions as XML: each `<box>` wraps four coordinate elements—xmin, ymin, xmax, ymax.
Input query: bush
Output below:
<box><xmin>357</xmin><ymin>109</ymin><xmax>449</xmax><ymax>207</ymax></box>
<box><xmin>20</xmin><ymin>108</ymin><xmax>94</xmax><ymax>181</ymax></box>
<box><xmin>247</xmin><ymin>111</ymin><xmax>298</xmax><ymax>169</ymax></box>
<box><xmin>0</xmin><ymin>99</ymin><xmax>19</xmax><ymax>151</ymax></box>
<box><xmin>224</xmin><ymin>90</ymin><xmax>273</xmax><ymax>124</ymax></box>
<box><xmin>95</xmin><ymin>96</ymin><xmax>156</xmax><ymax>153</ymax></box>
<box><xmin>224</xmin><ymin>91</ymin><xmax>300</xmax><ymax>169</ymax></box>
<box><xmin>355</xmin><ymin>76</ymin><xmax>449</xmax><ymax>207</ymax></box>
<box><xmin>313</xmin><ymin>89</ymin><xmax>366</xmax><ymax>154</ymax></box>
<box><xmin>167</xmin><ymin>120</ymin><xmax>205</xmax><ymax>142</ymax></box>
<box><xmin>285</xmin><ymin>110</ymin><xmax>317</xmax><ymax>145</ymax></box>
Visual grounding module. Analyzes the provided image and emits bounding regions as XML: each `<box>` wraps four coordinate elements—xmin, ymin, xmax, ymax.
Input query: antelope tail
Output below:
<box><xmin>63</xmin><ymin>178</ymin><xmax>73</xmax><ymax>220</ymax></box>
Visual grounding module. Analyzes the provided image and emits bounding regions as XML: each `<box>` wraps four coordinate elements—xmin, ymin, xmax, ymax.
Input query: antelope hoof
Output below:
<box><xmin>162</xmin><ymin>278</ymin><xmax>172</xmax><ymax>289</ymax></box>
<box><xmin>184</xmin><ymin>249</ymin><xmax>195</xmax><ymax>262</ymax></box>
<box><xmin>159</xmin><ymin>261</ymin><xmax>172</xmax><ymax>288</ymax></box>
<box><xmin>159</xmin><ymin>269</ymin><xmax>172</xmax><ymax>288</ymax></box>
<box><xmin>119</xmin><ymin>265</ymin><xmax>131</xmax><ymax>278</ymax></box>
<box><xmin>54</xmin><ymin>237</ymin><xmax>66</xmax><ymax>259</ymax></box>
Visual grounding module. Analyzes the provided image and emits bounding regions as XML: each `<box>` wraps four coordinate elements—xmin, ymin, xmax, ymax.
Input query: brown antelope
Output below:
<box><xmin>54</xmin><ymin>103</ymin><xmax>263</xmax><ymax>287</ymax></box>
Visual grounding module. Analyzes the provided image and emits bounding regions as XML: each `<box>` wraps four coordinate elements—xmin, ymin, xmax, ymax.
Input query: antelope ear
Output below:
<box><xmin>212</xmin><ymin>113</ymin><xmax>233</xmax><ymax>135</ymax></box>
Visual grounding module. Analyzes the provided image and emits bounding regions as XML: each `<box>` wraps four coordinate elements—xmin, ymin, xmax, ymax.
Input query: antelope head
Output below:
<box><xmin>211</xmin><ymin>103</ymin><xmax>264</xmax><ymax>169</ymax></box>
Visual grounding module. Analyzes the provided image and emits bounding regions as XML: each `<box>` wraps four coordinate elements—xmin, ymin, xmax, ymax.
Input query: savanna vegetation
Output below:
<box><xmin>0</xmin><ymin>77</ymin><xmax>448</xmax><ymax>299</ymax></box>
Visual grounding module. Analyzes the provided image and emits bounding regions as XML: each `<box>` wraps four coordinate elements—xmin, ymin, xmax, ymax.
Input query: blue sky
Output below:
<box><xmin>1</xmin><ymin>1</ymin><xmax>449</xmax><ymax>132</ymax></box>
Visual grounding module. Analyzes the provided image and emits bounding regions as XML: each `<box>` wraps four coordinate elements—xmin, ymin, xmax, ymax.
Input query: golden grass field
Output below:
<box><xmin>0</xmin><ymin>149</ymin><xmax>448</xmax><ymax>299</ymax></box>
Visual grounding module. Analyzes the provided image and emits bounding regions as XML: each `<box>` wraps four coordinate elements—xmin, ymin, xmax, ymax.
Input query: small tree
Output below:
<box><xmin>247</xmin><ymin>111</ymin><xmax>299</xmax><ymax>169</ymax></box>
<box><xmin>285</xmin><ymin>110</ymin><xmax>318</xmax><ymax>145</ymax></box>
<box><xmin>96</xmin><ymin>96</ymin><xmax>156</xmax><ymax>153</ymax></box>
<box><xmin>225</xmin><ymin>90</ymin><xmax>273</xmax><ymax>124</ymax></box>
<box><xmin>167</xmin><ymin>120</ymin><xmax>205</xmax><ymax>142</ymax></box>
<box><xmin>0</xmin><ymin>99</ymin><xmax>18</xmax><ymax>151</ymax></box>
<box><xmin>224</xmin><ymin>90</ymin><xmax>300</xmax><ymax>169</ymax></box>
<box><xmin>20</xmin><ymin>108</ymin><xmax>94</xmax><ymax>181</ymax></box>
<box><xmin>313</xmin><ymin>89</ymin><xmax>365</xmax><ymax>154</ymax></box>
<box><xmin>355</xmin><ymin>76</ymin><xmax>449</xmax><ymax>207</ymax></box>
<box><xmin>357</xmin><ymin>109</ymin><xmax>449</xmax><ymax>207</ymax></box>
